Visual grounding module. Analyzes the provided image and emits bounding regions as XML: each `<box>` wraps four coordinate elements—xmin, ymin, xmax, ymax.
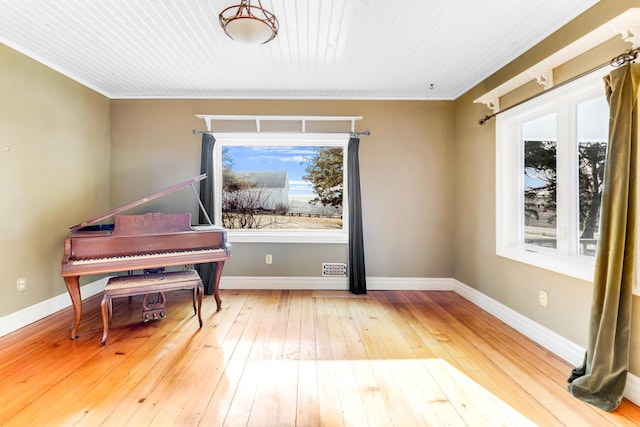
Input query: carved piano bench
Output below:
<box><xmin>100</xmin><ymin>270</ymin><xmax>204</xmax><ymax>345</ymax></box>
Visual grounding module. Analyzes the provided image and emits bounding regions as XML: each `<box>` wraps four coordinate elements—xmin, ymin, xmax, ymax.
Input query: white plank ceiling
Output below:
<box><xmin>0</xmin><ymin>0</ymin><xmax>600</xmax><ymax>99</ymax></box>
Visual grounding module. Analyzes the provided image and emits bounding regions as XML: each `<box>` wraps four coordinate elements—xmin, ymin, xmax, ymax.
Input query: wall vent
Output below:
<box><xmin>322</xmin><ymin>263</ymin><xmax>347</xmax><ymax>277</ymax></box>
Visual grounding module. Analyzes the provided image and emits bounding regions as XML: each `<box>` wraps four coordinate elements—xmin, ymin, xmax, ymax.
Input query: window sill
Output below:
<box><xmin>497</xmin><ymin>245</ymin><xmax>595</xmax><ymax>282</ymax></box>
<box><xmin>228</xmin><ymin>230</ymin><xmax>348</xmax><ymax>244</ymax></box>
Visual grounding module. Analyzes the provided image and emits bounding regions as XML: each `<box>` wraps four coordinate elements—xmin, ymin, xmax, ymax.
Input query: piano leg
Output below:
<box><xmin>63</xmin><ymin>276</ymin><xmax>82</xmax><ymax>340</ymax></box>
<box><xmin>212</xmin><ymin>261</ymin><xmax>226</xmax><ymax>311</ymax></box>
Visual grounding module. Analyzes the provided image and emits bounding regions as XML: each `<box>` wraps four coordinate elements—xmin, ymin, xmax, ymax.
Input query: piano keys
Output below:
<box><xmin>61</xmin><ymin>174</ymin><xmax>230</xmax><ymax>340</ymax></box>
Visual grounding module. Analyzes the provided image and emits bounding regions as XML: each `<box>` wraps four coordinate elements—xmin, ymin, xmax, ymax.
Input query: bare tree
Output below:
<box><xmin>222</xmin><ymin>176</ymin><xmax>289</xmax><ymax>229</ymax></box>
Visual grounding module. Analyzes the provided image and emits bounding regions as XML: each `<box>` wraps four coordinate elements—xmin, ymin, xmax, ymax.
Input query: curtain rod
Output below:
<box><xmin>478</xmin><ymin>46</ymin><xmax>640</xmax><ymax>125</ymax></box>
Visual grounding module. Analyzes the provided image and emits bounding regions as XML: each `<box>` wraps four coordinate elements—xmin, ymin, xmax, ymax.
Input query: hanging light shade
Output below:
<box><xmin>219</xmin><ymin>0</ymin><xmax>279</xmax><ymax>44</ymax></box>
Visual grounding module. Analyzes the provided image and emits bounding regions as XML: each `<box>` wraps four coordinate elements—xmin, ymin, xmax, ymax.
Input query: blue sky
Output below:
<box><xmin>524</xmin><ymin>168</ymin><xmax>551</xmax><ymax>190</ymax></box>
<box><xmin>224</xmin><ymin>145</ymin><xmax>320</xmax><ymax>195</ymax></box>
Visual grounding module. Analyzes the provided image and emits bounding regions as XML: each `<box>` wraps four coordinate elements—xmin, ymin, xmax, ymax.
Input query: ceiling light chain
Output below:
<box><xmin>219</xmin><ymin>0</ymin><xmax>279</xmax><ymax>44</ymax></box>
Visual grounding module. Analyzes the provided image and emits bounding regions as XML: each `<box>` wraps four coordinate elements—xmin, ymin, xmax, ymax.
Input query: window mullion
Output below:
<box><xmin>556</xmin><ymin>106</ymin><xmax>572</xmax><ymax>256</ymax></box>
<box><xmin>213</xmin><ymin>143</ymin><xmax>223</xmax><ymax>227</ymax></box>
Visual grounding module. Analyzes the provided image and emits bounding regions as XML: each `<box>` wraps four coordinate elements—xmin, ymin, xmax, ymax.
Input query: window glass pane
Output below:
<box><xmin>576</xmin><ymin>96</ymin><xmax>608</xmax><ymax>256</ymax></box>
<box><xmin>522</xmin><ymin>113</ymin><xmax>557</xmax><ymax>249</ymax></box>
<box><xmin>221</xmin><ymin>145</ymin><xmax>344</xmax><ymax>230</ymax></box>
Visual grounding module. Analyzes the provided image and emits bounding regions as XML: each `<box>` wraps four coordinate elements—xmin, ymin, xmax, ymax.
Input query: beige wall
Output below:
<box><xmin>452</xmin><ymin>0</ymin><xmax>640</xmax><ymax>375</ymax></box>
<box><xmin>110</xmin><ymin>99</ymin><xmax>456</xmax><ymax>278</ymax></box>
<box><xmin>0</xmin><ymin>44</ymin><xmax>111</xmax><ymax>317</ymax></box>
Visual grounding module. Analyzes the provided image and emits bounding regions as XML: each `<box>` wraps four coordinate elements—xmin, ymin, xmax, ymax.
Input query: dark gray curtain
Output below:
<box><xmin>567</xmin><ymin>64</ymin><xmax>639</xmax><ymax>411</ymax></box>
<box><xmin>196</xmin><ymin>132</ymin><xmax>217</xmax><ymax>295</ymax></box>
<box><xmin>348</xmin><ymin>136</ymin><xmax>367</xmax><ymax>294</ymax></box>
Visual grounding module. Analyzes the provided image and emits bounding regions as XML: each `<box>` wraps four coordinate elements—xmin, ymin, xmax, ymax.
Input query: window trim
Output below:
<box><xmin>496</xmin><ymin>66</ymin><xmax>612</xmax><ymax>282</ymax></box>
<box><xmin>212</xmin><ymin>132</ymin><xmax>350</xmax><ymax>244</ymax></box>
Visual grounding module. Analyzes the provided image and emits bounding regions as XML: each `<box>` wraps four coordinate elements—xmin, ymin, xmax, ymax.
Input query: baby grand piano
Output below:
<box><xmin>61</xmin><ymin>174</ymin><xmax>230</xmax><ymax>340</ymax></box>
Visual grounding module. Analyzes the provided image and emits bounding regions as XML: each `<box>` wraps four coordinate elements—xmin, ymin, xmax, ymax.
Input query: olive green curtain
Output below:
<box><xmin>196</xmin><ymin>132</ymin><xmax>217</xmax><ymax>295</ymax></box>
<box><xmin>348</xmin><ymin>136</ymin><xmax>367</xmax><ymax>294</ymax></box>
<box><xmin>568</xmin><ymin>63</ymin><xmax>640</xmax><ymax>411</ymax></box>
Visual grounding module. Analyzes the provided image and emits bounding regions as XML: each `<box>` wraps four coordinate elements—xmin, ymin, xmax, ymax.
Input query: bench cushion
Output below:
<box><xmin>105</xmin><ymin>270</ymin><xmax>201</xmax><ymax>293</ymax></box>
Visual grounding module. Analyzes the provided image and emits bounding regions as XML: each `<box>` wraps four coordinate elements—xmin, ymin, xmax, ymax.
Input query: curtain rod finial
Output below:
<box><xmin>351</xmin><ymin>130</ymin><xmax>370</xmax><ymax>137</ymax></box>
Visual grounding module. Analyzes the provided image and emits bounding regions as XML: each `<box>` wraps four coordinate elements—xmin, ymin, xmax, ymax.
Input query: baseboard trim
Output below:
<box><xmin>1</xmin><ymin>274</ymin><xmax>637</xmax><ymax>406</ymax></box>
<box><xmin>0</xmin><ymin>277</ymin><xmax>109</xmax><ymax>338</ymax></box>
<box><xmin>221</xmin><ymin>276</ymin><xmax>349</xmax><ymax>290</ymax></box>
<box><xmin>449</xmin><ymin>278</ymin><xmax>640</xmax><ymax>408</ymax></box>
<box><xmin>450</xmin><ymin>279</ymin><xmax>586</xmax><ymax>366</ymax></box>
<box><xmin>219</xmin><ymin>276</ymin><xmax>454</xmax><ymax>291</ymax></box>
<box><xmin>367</xmin><ymin>276</ymin><xmax>454</xmax><ymax>291</ymax></box>
<box><xmin>626</xmin><ymin>373</ymin><xmax>640</xmax><ymax>407</ymax></box>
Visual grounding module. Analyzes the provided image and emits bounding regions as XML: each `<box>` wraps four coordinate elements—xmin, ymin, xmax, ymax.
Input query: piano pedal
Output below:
<box><xmin>142</xmin><ymin>308</ymin><xmax>166</xmax><ymax>322</ymax></box>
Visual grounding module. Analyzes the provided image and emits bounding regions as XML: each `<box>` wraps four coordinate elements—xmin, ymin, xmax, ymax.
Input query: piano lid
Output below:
<box><xmin>69</xmin><ymin>174</ymin><xmax>208</xmax><ymax>232</ymax></box>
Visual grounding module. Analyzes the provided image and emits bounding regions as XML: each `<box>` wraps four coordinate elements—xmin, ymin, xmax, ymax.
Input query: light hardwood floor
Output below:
<box><xmin>0</xmin><ymin>289</ymin><xmax>638</xmax><ymax>426</ymax></box>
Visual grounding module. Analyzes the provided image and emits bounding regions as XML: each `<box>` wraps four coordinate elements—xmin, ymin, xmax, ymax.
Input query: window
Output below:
<box><xmin>523</xmin><ymin>113</ymin><xmax>558</xmax><ymax>250</ymax></box>
<box><xmin>496</xmin><ymin>68</ymin><xmax>610</xmax><ymax>281</ymax></box>
<box><xmin>212</xmin><ymin>132</ymin><xmax>350</xmax><ymax>243</ymax></box>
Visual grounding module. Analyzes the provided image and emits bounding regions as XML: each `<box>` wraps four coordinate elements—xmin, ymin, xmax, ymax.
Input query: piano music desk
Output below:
<box><xmin>101</xmin><ymin>270</ymin><xmax>204</xmax><ymax>346</ymax></box>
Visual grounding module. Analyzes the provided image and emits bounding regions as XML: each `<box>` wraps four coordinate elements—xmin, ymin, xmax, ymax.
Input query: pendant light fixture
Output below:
<box><xmin>219</xmin><ymin>0</ymin><xmax>279</xmax><ymax>44</ymax></box>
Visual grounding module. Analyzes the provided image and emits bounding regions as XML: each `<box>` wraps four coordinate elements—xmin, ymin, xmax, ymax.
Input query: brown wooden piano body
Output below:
<box><xmin>60</xmin><ymin>175</ymin><xmax>230</xmax><ymax>340</ymax></box>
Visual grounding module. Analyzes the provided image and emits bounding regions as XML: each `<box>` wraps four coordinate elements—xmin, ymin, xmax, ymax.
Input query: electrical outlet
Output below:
<box><xmin>538</xmin><ymin>290</ymin><xmax>548</xmax><ymax>307</ymax></box>
<box><xmin>16</xmin><ymin>278</ymin><xmax>27</xmax><ymax>292</ymax></box>
<box><xmin>265</xmin><ymin>254</ymin><xmax>273</xmax><ymax>264</ymax></box>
